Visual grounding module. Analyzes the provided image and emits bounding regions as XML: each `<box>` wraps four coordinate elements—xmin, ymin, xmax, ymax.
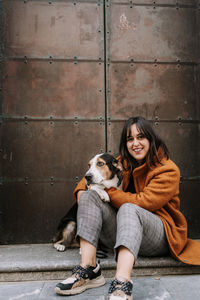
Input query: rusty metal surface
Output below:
<box><xmin>111</xmin><ymin>0</ymin><xmax>197</xmax><ymax>5</ymax></box>
<box><xmin>0</xmin><ymin>121</ymin><xmax>105</xmax><ymax>180</ymax></box>
<box><xmin>3</xmin><ymin>0</ymin><xmax>104</xmax><ymax>59</ymax></box>
<box><xmin>2</xmin><ymin>61</ymin><xmax>104</xmax><ymax>118</ymax></box>
<box><xmin>0</xmin><ymin>182</ymin><xmax>76</xmax><ymax>243</ymax></box>
<box><xmin>179</xmin><ymin>180</ymin><xmax>200</xmax><ymax>239</ymax></box>
<box><xmin>0</xmin><ymin>0</ymin><xmax>200</xmax><ymax>244</ymax></box>
<box><xmin>107</xmin><ymin>5</ymin><xmax>196</xmax><ymax>62</ymax></box>
<box><xmin>107</xmin><ymin>63</ymin><xmax>198</xmax><ymax>120</ymax></box>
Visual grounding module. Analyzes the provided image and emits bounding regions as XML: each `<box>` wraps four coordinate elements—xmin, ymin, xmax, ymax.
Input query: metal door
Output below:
<box><xmin>0</xmin><ymin>0</ymin><xmax>199</xmax><ymax>243</ymax></box>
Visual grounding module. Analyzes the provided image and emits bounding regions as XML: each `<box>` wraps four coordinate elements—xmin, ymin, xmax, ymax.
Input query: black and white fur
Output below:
<box><xmin>53</xmin><ymin>153</ymin><xmax>123</xmax><ymax>252</ymax></box>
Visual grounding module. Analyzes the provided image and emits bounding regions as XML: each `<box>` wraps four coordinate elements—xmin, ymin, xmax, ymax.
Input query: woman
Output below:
<box><xmin>55</xmin><ymin>116</ymin><xmax>200</xmax><ymax>300</ymax></box>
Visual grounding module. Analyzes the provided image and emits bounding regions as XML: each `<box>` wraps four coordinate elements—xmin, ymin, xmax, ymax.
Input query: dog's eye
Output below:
<box><xmin>97</xmin><ymin>161</ymin><xmax>105</xmax><ymax>167</ymax></box>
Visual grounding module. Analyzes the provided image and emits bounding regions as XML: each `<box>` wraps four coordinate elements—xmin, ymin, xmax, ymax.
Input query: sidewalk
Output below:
<box><xmin>0</xmin><ymin>275</ymin><xmax>200</xmax><ymax>299</ymax></box>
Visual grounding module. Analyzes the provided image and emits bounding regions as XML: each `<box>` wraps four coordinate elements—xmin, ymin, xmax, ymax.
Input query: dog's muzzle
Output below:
<box><xmin>85</xmin><ymin>173</ymin><xmax>93</xmax><ymax>185</ymax></box>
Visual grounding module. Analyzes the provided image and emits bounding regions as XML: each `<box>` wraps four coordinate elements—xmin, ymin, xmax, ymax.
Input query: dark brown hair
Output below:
<box><xmin>119</xmin><ymin>117</ymin><xmax>169</xmax><ymax>171</ymax></box>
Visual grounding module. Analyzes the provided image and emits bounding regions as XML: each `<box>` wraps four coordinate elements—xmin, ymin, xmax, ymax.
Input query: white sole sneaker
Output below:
<box><xmin>55</xmin><ymin>274</ymin><xmax>106</xmax><ymax>295</ymax></box>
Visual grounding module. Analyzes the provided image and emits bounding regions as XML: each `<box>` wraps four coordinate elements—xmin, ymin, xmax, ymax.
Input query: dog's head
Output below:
<box><xmin>85</xmin><ymin>153</ymin><xmax>123</xmax><ymax>188</ymax></box>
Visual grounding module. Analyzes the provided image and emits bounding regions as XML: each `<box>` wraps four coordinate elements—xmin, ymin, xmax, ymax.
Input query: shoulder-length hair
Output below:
<box><xmin>119</xmin><ymin>116</ymin><xmax>169</xmax><ymax>171</ymax></box>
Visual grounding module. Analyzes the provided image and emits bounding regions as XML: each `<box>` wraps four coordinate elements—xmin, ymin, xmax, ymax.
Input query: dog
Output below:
<box><xmin>53</xmin><ymin>153</ymin><xmax>123</xmax><ymax>253</ymax></box>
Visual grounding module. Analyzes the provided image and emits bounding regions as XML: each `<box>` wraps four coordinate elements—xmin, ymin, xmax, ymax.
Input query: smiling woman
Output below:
<box><xmin>55</xmin><ymin>116</ymin><xmax>200</xmax><ymax>300</ymax></box>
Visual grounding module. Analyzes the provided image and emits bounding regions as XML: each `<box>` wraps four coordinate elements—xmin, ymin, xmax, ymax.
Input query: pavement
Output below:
<box><xmin>0</xmin><ymin>275</ymin><xmax>200</xmax><ymax>299</ymax></box>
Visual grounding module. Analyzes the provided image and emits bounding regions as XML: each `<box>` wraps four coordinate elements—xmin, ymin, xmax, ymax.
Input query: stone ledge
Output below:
<box><xmin>0</xmin><ymin>243</ymin><xmax>200</xmax><ymax>281</ymax></box>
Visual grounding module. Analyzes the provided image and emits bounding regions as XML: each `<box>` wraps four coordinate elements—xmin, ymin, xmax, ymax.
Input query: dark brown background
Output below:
<box><xmin>0</xmin><ymin>0</ymin><xmax>199</xmax><ymax>243</ymax></box>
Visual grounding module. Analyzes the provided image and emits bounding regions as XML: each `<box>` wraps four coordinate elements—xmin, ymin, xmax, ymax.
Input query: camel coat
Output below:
<box><xmin>73</xmin><ymin>155</ymin><xmax>200</xmax><ymax>266</ymax></box>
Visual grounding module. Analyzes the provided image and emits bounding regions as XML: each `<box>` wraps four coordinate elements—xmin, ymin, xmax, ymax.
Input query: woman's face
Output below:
<box><xmin>126</xmin><ymin>124</ymin><xmax>150</xmax><ymax>163</ymax></box>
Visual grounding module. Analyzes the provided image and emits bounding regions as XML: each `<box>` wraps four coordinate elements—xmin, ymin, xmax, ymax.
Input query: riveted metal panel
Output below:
<box><xmin>110</xmin><ymin>0</ymin><xmax>197</xmax><ymax>5</ymax></box>
<box><xmin>1</xmin><ymin>121</ymin><xmax>105</xmax><ymax>180</ymax></box>
<box><xmin>107</xmin><ymin>5</ymin><xmax>196</xmax><ymax>62</ymax></box>
<box><xmin>2</xmin><ymin>60</ymin><xmax>104</xmax><ymax>118</ymax></box>
<box><xmin>107</xmin><ymin>63</ymin><xmax>197</xmax><ymax>120</ymax></box>
<box><xmin>3</xmin><ymin>0</ymin><xmax>104</xmax><ymax>59</ymax></box>
<box><xmin>0</xmin><ymin>183</ymin><xmax>76</xmax><ymax>244</ymax></box>
<box><xmin>179</xmin><ymin>180</ymin><xmax>200</xmax><ymax>239</ymax></box>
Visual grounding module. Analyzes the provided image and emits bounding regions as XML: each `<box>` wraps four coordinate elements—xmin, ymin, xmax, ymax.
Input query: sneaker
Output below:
<box><xmin>108</xmin><ymin>278</ymin><xmax>133</xmax><ymax>300</ymax></box>
<box><xmin>55</xmin><ymin>263</ymin><xmax>105</xmax><ymax>295</ymax></box>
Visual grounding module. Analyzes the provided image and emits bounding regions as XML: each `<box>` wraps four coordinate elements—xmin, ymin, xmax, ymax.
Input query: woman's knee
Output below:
<box><xmin>79</xmin><ymin>190</ymin><xmax>103</xmax><ymax>208</ymax></box>
<box><xmin>118</xmin><ymin>203</ymin><xmax>139</xmax><ymax>217</ymax></box>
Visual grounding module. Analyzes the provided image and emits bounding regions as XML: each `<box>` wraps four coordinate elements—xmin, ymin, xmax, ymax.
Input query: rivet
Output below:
<box><xmin>155</xmin><ymin>122</ymin><xmax>159</xmax><ymax>126</ymax></box>
<box><xmin>155</xmin><ymin>116</ymin><xmax>159</xmax><ymax>121</ymax></box>
<box><xmin>76</xmin><ymin>176</ymin><xmax>79</xmax><ymax>181</ymax></box>
<box><xmin>99</xmin><ymin>89</ymin><xmax>102</xmax><ymax>92</ymax></box>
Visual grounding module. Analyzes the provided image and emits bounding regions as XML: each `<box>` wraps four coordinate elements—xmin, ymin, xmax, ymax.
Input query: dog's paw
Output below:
<box><xmin>53</xmin><ymin>243</ymin><xmax>66</xmax><ymax>252</ymax></box>
<box><xmin>92</xmin><ymin>188</ymin><xmax>110</xmax><ymax>202</ymax></box>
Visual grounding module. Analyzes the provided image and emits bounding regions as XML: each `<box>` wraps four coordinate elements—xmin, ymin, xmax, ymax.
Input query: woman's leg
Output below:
<box><xmin>77</xmin><ymin>190</ymin><xmax>117</xmax><ymax>266</ymax></box>
<box><xmin>108</xmin><ymin>203</ymin><xmax>169</xmax><ymax>299</ymax></box>
<box><xmin>55</xmin><ymin>190</ymin><xmax>117</xmax><ymax>296</ymax></box>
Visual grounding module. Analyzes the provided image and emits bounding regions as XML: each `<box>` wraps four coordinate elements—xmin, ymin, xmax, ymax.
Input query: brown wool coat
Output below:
<box><xmin>73</xmin><ymin>155</ymin><xmax>200</xmax><ymax>266</ymax></box>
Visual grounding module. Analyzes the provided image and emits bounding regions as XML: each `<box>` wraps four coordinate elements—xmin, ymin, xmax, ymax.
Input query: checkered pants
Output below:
<box><xmin>77</xmin><ymin>190</ymin><xmax>169</xmax><ymax>259</ymax></box>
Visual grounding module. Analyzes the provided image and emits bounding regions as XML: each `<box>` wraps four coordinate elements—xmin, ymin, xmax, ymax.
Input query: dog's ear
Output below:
<box><xmin>112</xmin><ymin>159</ymin><xmax>123</xmax><ymax>187</ymax></box>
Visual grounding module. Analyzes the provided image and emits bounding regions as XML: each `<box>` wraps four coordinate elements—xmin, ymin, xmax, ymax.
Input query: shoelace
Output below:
<box><xmin>108</xmin><ymin>279</ymin><xmax>132</xmax><ymax>296</ymax></box>
<box><xmin>72</xmin><ymin>265</ymin><xmax>88</xmax><ymax>279</ymax></box>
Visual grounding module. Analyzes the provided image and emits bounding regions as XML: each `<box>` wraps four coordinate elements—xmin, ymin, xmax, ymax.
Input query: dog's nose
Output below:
<box><xmin>85</xmin><ymin>174</ymin><xmax>92</xmax><ymax>185</ymax></box>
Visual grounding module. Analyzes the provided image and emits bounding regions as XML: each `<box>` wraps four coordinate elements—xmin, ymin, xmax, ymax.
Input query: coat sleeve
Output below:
<box><xmin>107</xmin><ymin>165</ymin><xmax>180</xmax><ymax>211</ymax></box>
<box><xmin>73</xmin><ymin>177</ymin><xmax>86</xmax><ymax>201</ymax></box>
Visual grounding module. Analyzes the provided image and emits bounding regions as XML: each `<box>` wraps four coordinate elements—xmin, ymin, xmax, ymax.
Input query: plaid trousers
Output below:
<box><xmin>77</xmin><ymin>190</ymin><xmax>169</xmax><ymax>259</ymax></box>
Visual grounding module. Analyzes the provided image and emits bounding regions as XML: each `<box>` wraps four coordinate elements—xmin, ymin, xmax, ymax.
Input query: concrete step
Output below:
<box><xmin>0</xmin><ymin>244</ymin><xmax>200</xmax><ymax>282</ymax></box>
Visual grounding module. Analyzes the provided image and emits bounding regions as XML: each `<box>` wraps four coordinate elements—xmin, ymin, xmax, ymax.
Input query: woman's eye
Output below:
<box><xmin>138</xmin><ymin>134</ymin><xmax>145</xmax><ymax>139</ymax></box>
<box><xmin>127</xmin><ymin>137</ymin><xmax>133</xmax><ymax>142</ymax></box>
<box><xmin>97</xmin><ymin>161</ymin><xmax>105</xmax><ymax>167</ymax></box>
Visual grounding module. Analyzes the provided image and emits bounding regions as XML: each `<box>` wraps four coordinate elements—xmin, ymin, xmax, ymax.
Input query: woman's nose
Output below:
<box><xmin>133</xmin><ymin>138</ymin><xmax>140</xmax><ymax>146</ymax></box>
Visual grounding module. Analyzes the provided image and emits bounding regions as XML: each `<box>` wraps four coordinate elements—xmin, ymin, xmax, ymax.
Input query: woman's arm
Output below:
<box><xmin>107</xmin><ymin>165</ymin><xmax>180</xmax><ymax>211</ymax></box>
